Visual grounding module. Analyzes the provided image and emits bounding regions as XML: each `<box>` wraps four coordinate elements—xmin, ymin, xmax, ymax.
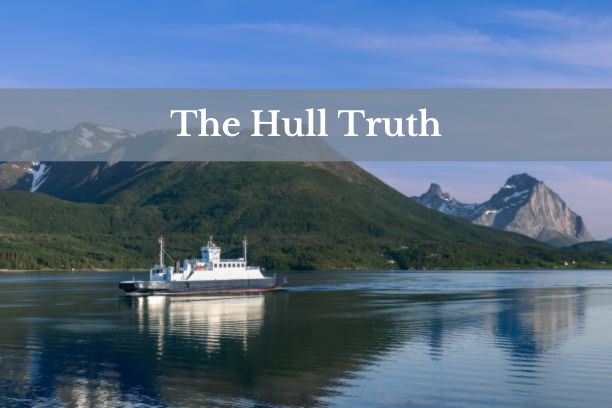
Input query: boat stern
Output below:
<box><xmin>119</xmin><ymin>280</ymin><xmax>172</xmax><ymax>296</ymax></box>
<box><xmin>119</xmin><ymin>280</ymin><xmax>139</xmax><ymax>293</ymax></box>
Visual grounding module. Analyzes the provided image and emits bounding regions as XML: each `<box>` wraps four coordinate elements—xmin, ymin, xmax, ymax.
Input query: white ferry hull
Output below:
<box><xmin>119</xmin><ymin>277</ymin><xmax>284</xmax><ymax>296</ymax></box>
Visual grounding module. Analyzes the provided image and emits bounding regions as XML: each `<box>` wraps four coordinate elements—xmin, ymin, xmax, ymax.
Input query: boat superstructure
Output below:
<box><xmin>119</xmin><ymin>236</ymin><xmax>284</xmax><ymax>296</ymax></box>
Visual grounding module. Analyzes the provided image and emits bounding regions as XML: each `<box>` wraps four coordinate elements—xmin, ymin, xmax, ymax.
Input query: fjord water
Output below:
<box><xmin>1</xmin><ymin>271</ymin><xmax>612</xmax><ymax>407</ymax></box>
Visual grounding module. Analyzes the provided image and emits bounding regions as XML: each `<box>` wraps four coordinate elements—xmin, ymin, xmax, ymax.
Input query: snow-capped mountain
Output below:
<box><xmin>50</xmin><ymin>123</ymin><xmax>137</xmax><ymax>160</ymax></box>
<box><xmin>0</xmin><ymin>123</ymin><xmax>137</xmax><ymax>161</ymax></box>
<box><xmin>0</xmin><ymin>161</ymin><xmax>156</xmax><ymax>202</ymax></box>
<box><xmin>0</xmin><ymin>122</ymin><xmax>344</xmax><ymax>199</ymax></box>
<box><xmin>0</xmin><ymin>122</ymin><xmax>342</xmax><ymax>162</ymax></box>
<box><xmin>0</xmin><ymin>161</ymin><xmax>53</xmax><ymax>191</ymax></box>
<box><xmin>0</xmin><ymin>123</ymin><xmax>140</xmax><ymax>194</ymax></box>
<box><xmin>411</xmin><ymin>183</ymin><xmax>481</xmax><ymax>218</ymax></box>
<box><xmin>412</xmin><ymin>174</ymin><xmax>594</xmax><ymax>246</ymax></box>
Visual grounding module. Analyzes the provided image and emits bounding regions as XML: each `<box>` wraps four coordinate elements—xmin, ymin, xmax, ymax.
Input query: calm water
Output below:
<box><xmin>1</xmin><ymin>270</ymin><xmax>612</xmax><ymax>407</ymax></box>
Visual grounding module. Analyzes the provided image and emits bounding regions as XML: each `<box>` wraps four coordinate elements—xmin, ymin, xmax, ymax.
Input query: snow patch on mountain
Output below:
<box><xmin>30</xmin><ymin>163</ymin><xmax>50</xmax><ymax>192</ymax></box>
<box><xmin>97</xmin><ymin>126</ymin><xmax>124</xmax><ymax>134</ymax></box>
<box><xmin>503</xmin><ymin>189</ymin><xmax>529</xmax><ymax>202</ymax></box>
<box><xmin>96</xmin><ymin>126</ymin><xmax>137</xmax><ymax>139</ymax></box>
<box><xmin>78</xmin><ymin>127</ymin><xmax>95</xmax><ymax>148</ymax></box>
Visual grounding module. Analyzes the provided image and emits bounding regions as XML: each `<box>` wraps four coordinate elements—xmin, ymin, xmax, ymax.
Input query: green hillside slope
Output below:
<box><xmin>0</xmin><ymin>162</ymin><xmax>609</xmax><ymax>270</ymax></box>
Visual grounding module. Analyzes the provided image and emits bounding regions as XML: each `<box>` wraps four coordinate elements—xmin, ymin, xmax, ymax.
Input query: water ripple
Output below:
<box><xmin>1</xmin><ymin>270</ymin><xmax>612</xmax><ymax>407</ymax></box>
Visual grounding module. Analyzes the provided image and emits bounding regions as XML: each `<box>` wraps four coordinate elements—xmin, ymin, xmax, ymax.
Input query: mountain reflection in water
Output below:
<box><xmin>0</xmin><ymin>270</ymin><xmax>611</xmax><ymax>407</ymax></box>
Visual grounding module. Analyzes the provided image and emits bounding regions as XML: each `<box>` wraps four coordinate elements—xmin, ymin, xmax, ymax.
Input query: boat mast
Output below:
<box><xmin>243</xmin><ymin>236</ymin><xmax>247</xmax><ymax>265</ymax></box>
<box><xmin>159</xmin><ymin>235</ymin><xmax>165</xmax><ymax>268</ymax></box>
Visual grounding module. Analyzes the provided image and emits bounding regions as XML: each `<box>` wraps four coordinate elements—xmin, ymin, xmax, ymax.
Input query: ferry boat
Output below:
<box><xmin>119</xmin><ymin>236</ymin><xmax>284</xmax><ymax>296</ymax></box>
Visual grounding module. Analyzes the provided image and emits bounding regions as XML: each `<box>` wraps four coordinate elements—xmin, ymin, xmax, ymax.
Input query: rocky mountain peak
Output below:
<box><xmin>422</xmin><ymin>183</ymin><xmax>457</xmax><ymax>203</ymax></box>
<box><xmin>412</xmin><ymin>173</ymin><xmax>595</xmax><ymax>246</ymax></box>
<box><xmin>418</xmin><ymin>183</ymin><xmax>456</xmax><ymax>204</ymax></box>
<box><xmin>412</xmin><ymin>183</ymin><xmax>478</xmax><ymax>219</ymax></box>
<box><xmin>425</xmin><ymin>183</ymin><xmax>443</xmax><ymax>195</ymax></box>
<box><xmin>502</xmin><ymin>173</ymin><xmax>540</xmax><ymax>191</ymax></box>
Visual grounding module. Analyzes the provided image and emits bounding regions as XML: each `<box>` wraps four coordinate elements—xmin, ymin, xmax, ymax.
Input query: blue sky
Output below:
<box><xmin>0</xmin><ymin>1</ymin><xmax>611</xmax><ymax>237</ymax></box>
<box><xmin>3</xmin><ymin>0</ymin><xmax>612</xmax><ymax>87</ymax></box>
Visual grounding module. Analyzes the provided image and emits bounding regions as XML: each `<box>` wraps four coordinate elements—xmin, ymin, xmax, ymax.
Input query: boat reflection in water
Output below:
<box><xmin>134</xmin><ymin>295</ymin><xmax>265</xmax><ymax>355</ymax></box>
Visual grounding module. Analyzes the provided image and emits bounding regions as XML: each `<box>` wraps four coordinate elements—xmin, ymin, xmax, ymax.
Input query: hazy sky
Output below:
<box><xmin>1</xmin><ymin>1</ymin><xmax>611</xmax><ymax>237</ymax></box>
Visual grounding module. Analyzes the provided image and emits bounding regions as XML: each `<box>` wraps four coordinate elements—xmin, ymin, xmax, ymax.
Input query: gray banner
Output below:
<box><xmin>0</xmin><ymin>89</ymin><xmax>610</xmax><ymax>161</ymax></box>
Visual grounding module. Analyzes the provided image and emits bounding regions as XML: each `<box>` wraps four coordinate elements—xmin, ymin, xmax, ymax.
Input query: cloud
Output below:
<box><xmin>450</xmin><ymin>71</ymin><xmax>612</xmax><ymax>88</ymax></box>
<box><xmin>173</xmin><ymin>23</ymin><xmax>494</xmax><ymax>54</ymax></box>
<box><xmin>504</xmin><ymin>8</ymin><xmax>612</xmax><ymax>32</ymax></box>
<box><xmin>171</xmin><ymin>8</ymin><xmax>612</xmax><ymax>83</ymax></box>
<box><xmin>504</xmin><ymin>9</ymin><xmax>591</xmax><ymax>30</ymax></box>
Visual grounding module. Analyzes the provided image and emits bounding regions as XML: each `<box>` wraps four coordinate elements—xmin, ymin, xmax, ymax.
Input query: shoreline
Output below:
<box><xmin>0</xmin><ymin>268</ymin><xmax>149</xmax><ymax>273</ymax></box>
<box><xmin>0</xmin><ymin>267</ymin><xmax>610</xmax><ymax>273</ymax></box>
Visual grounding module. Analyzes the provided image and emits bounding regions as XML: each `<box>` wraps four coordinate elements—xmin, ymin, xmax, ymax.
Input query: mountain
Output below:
<box><xmin>412</xmin><ymin>174</ymin><xmax>594</xmax><ymax>246</ymax></box>
<box><xmin>0</xmin><ymin>161</ymin><xmax>162</xmax><ymax>202</ymax></box>
<box><xmin>0</xmin><ymin>123</ymin><xmax>137</xmax><ymax>161</ymax></box>
<box><xmin>0</xmin><ymin>123</ymin><xmax>343</xmax><ymax>162</ymax></box>
<box><xmin>568</xmin><ymin>241</ymin><xmax>612</xmax><ymax>254</ymax></box>
<box><xmin>0</xmin><ymin>161</ymin><xmax>606</xmax><ymax>270</ymax></box>
<box><xmin>410</xmin><ymin>183</ymin><xmax>481</xmax><ymax>218</ymax></box>
<box><xmin>0</xmin><ymin>123</ymin><xmax>608</xmax><ymax>270</ymax></box>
